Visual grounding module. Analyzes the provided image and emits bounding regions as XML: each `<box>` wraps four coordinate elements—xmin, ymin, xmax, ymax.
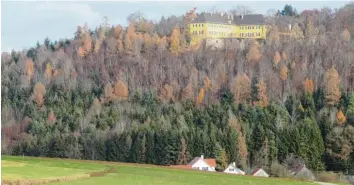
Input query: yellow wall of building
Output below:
<box><xmin>188</xmin><ymin>22</ymin><xmax>267</xmax><ymax>43</ymax></box>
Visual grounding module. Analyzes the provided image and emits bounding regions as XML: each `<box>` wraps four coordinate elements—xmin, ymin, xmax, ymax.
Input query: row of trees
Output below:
<box><xmin>1</xmin><ymin>3</ymin><xmax>354</xmax><ymax>174</ymax></box>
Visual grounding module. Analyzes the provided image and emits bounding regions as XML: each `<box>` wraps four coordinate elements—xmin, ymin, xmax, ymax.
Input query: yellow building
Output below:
<box><xmin>188</xmin><ymin>13</ymin><xmax>268</xmax><ymax>47</ymax></box>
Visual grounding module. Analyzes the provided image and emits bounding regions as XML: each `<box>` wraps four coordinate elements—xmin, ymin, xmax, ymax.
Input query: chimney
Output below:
<box><xmin>221</xmin><ymin>13</ymin><xmax>224</xmax><ymax>16</ymax></box>
<box><xmin>201</xmin><ymin>155</ymin><xmax>204</xmax><ymax>159</ymax></box>
<box><xmin>241</xmin><ymin>15</ymin><xmax>244</xmax><ymax>19</ymax></box>
<box><xmin>233</xmin><ymin>162</ymin><xmax>236</xmax><ymax>166</ymax></box>
<box><xmin>288</xmin><ymin>24</ymin><xmax>292</xmax><ymax>31</ymax></box>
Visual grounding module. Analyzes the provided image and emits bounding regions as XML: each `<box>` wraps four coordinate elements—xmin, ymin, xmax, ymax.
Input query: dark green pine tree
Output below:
<box><xmin>346</xmin><ymin>93</ymin><xmax>354</xmax><ymax>125</ymax></box>
<box><xmin>106</xmin><ymin>133</ymin><xmax>121</xmax><ymax>162</ymax></box>
<box><xmin>215</xmin><ymin>142</ymin><xmax>228</xmax><ymax>171</ymax></box>
<box><xmin>251</xmin><ymin>77</ymin><xmax>259</xmax><ymax>104</ymax></box>
<box><xmin>145</xmin><ymin>129</ymin><xmax>156</xmax><ymax>164</ymax></box>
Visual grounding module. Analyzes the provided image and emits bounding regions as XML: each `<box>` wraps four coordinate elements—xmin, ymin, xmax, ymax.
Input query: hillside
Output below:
<box><xmin>2</xmin><ymin>156</ymin><xmax>317</xmax><ymax>185</ymax></box>
<box><xmin>1</xmin><ymin>3</ymin><xmax>354</xmax><ymax>180</ymax></box>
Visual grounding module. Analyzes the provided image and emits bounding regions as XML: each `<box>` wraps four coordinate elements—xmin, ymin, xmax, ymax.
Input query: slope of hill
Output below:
<box><xmin>2</xmin><ymin>156</ymin><xmax>318</xmax><ymax>185</ymax></box>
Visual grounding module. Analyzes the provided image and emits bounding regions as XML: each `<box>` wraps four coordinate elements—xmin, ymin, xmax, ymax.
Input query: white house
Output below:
<box><xmin>250</xmin><ymin>168</ymin><xmax>269</xmax><ymax>177</ymax></box>
<box><xmin>187</xmin><ymin>155</ymin><xmax>216</xmax><ymax>171</ymax></box>
<box><xmin>291</xmin><ymin>164</ymin><xmax>315</xmax><ymax>181</ymax></box>
<box><xmin>224</xmin><ymin>162</ymin><xmax>245</xmax><ymax>175</ymax></box>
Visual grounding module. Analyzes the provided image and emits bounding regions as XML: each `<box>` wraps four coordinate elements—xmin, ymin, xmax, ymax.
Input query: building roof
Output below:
<box><xmin>187</xmin><ymin>156</ymin><xmax>216</xmax><ymax>167</ymax></box>
<box><xmin>188</xmin><ymin>157</ymin><xmax>201</xmax><ymax>166</ymax></box>
<box><xmin>191</xmin><ymin>13</ymin><xmax>265</xmax><ymax>25</ymax></box>
<box><xmin>191</xmin><ymin>13</ymin><xmax>229</xmax><ymax>24</ymax></box>
<box><xmin>204</xmin><ymin>159</ymin><xmax>216</xmax><ymax>167</ymax></box>
<box><xmin>234</xmin><ymin>14</ymin><xmax>265</xmax><ymax>25</ymax></box>
<box><xmin>291</xmin><ymin>164</ymin><xmax>311</xmax><ymax>175</ymax></box>
<box><xmin>251</xmin><ymin>168</ymin><xmax>262</xmax><ymax>175</ymax></box>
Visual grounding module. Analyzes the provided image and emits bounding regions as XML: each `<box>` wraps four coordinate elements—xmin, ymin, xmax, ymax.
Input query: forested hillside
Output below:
<box><xmin>1</xmin><ymin>4</ymin><xmax>354</xmax><ymax>175</ymax></box>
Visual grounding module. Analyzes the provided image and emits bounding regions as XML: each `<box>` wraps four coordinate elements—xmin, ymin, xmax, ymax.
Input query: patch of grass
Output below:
<box><xmin>2</xmin><ymin>156</ymin><xmax>318</xmax><ymax>185</ymax></box>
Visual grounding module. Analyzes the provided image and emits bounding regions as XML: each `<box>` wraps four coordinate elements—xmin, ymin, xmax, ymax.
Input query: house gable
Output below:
<box><xmin>224</xmin><ymin>163</ymin><xmax>245</xmax><ymax>175</ymax></box>
<box><xmin>251</xmin><ymin>168</ymin><xmax>269</xmax><ymax>177</ymax></box>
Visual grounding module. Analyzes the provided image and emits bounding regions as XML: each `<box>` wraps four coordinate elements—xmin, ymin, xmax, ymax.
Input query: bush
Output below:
<box><xmin>270</xmin><ymin>161</ymin><xmax>292</xmax><ymax>178</ymax></box>
<box><xmin>316</xmin><ymin>171</ymin><xmax>337</xmax><ymax>183</ymax></box>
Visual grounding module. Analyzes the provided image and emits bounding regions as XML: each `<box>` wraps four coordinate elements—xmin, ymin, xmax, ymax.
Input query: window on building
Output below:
<box><xmin>252</xmin><ymin>26</ymin><xmax>254</xmax><ymax>29</ymax></box>
<box><xmin>202</xmin><ymin>167</ymin><xmax>208</xmax><ymax>171</ymax></box>
<box><xmin>229</xmin><ymin>168</ymin><xmax>235</xmax><ymax>171</ymax></box>
<box><xmin>201</xmin><ymin>30</ymin><xmax>204</xmax><ymax>34</ymax></box>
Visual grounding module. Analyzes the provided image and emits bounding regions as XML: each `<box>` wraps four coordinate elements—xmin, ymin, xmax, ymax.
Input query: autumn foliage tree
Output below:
<box><xmin>325</xmin><ymin>67</ymin><xmax>341</xmax><ymax>106</ymax></box>
<box><xmin>280</xmin><ymin>65</ymin><xmax>288</xmax><ymax>81</ymax></box>
<box><xmin>246</xmin><ymin>40</ymin><xmax>262</xmax><ymax>64</ymax></box>
<box><xmin>47</xmin><ymin>110</ymin><xmax>56</xmax><ymax>126</ymax></box>
<box><xmin>336</xmin><ymin>110</ymin><xmax>347</xmax><ymax>126</ymax></box>
<box><xmin>273</xmin><ymin>51</ymin><xmax>281</xmax><ymax>66</ymax></box>
<box><xmin>125</xmin><ymin>23</ymin><xmax>136</xmax><ymax>52</ymax></box>
<box><xmin>256</xmin><ymin>80</ymin><xmax>268</xmax><ymax>107</ymax></box>
<box><xmin>113</xmin><ymin>80</ymin><xmax>129</xmax><ymax>100</ymax></box>
<box><xmin>32</xmin><ymin>82</ymin><xmax>46</xmax><ymax>107</ymax></box>
<box><xmin>159</xmin><ymin>84</ymin><xmax>174</xmax><ymax>102</ymax></box>
<box><xmin>25</xmin><ymin>59</ymin><xmax>34</xmax><ymax>81</ymax></box>
<box><xmin>181</xmin><ymin>83</ymin><xmax>194</xmax><ymax>101</ymax></box>
<box><xmin>231</xmin><ymin>74</ymin><xmax>251</xmax><ymax>104</ymax></box>
<box><xmin>170</xmin><ymin>27</ymin><xmax>181</xmax><ymax>55</ymax></box>
<box><xmin>340</xmin><ymin>28</ymin><xmax>351</xmax><ymax>42</ymax></box>
<box><xmin>196</xmin><ymin>88</ymin><xmax>205</xmax><ymax>105</ymax></box>
<box><xmin>304</xmin><ymin>78</ymin><xmax>314</xmax><ymax>94</ymax></box>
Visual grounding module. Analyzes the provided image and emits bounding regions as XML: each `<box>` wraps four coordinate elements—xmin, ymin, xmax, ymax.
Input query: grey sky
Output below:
<box><xmin>1</xmin><ymin>1</ymin><xmax>351</xmax><ymax>52</ymax></box>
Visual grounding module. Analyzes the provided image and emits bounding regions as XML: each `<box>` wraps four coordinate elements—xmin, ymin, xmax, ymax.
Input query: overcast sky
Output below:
<box><xmin>1</xmin><ymin>1</ymin><xmax>351</xmax><ymax>52</ymax></box>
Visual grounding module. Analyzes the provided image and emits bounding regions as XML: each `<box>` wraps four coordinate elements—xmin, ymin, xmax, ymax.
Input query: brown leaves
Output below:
<box><xmin>44</xmin><ymin>63</ymin><xmax>52</xmax><ymax>80</ymax></box>
<box><xmin>113</xmin><ymin>80</ymin><xmax>129</xmax><ymax>100</ymax></box>
<box><xmin>280</xmin><ymin>65</ymin><xmax>288</xmax><ymax>81</ymax></box>
<box><xmin>77</xmin><ymin>47</ymin><xmax>85</xmax><ymax>57</ymax></box>
<box><xmin>103</xmin><ymin>80</ymin><xmax>129</xmax><ymax>102</ymax></box>
<box><xmin>273</xmin><ymin>51</ymin><xmax>281</xmax><ymax>66</ymax></box>
<box><xmin>196</xmin><ymin>88</ymin><xmax>205</xmax><ymax>105</ymax></box>
<box><xmin>124</xmin><ymin>23</ymin><xmax>136</xmax><ymax>52</ymax></box>
<box><xmin>231</xmin><ymin>73</ymin><xmax>251</xmax><ymax>104</ymax></box>
<box><xmin>256</xmin><ymin>80</ymin><xmax>268</xmax><ymax>108</ymax></box>
<box><xmin>25</xmin><ymin>59</ymin><xmax>34</xmax><ymax>81</ymax></box>
<box><xmin>114</xmin><ymin>25</ymin><xmax>123</xmax><ymax>39</ymax></box>
<box><xmin>340</xmin><ymin>28</ymin><xmax>351</xmax><ymax>42</ymax></box>
<box><xmin>159</xmin><ymin>84</ymin><xmax>174</xmax><ymax>102</ymax></box>
<box><xmin>170</xmin><ymin>27</ymin><xmax>181</xmax><ymax>55</ymax></box>
<box><xmin>203</xmin><ymin>76</ymin><xmax>211</xmax><ymax>90</ymax></box>
<box><xmin>47</xmin><ymin>110</ymin><xmax>56</xmax><ymax>126</ymax></box>
<box><xmin>83</xmin><ymin>34</ymin><xmax>92</xmax><ymax>54</ymax></box>
<box><xmin>336</xmin><ymin>110</ymin><xmax>347</xmax><ymax>126</ymax></box>
<box><xmin>246</xmin><ymin>40</ymin><xmax>262</xmax><ymax>64</ymax></box>
<box><xmin>281</xmin><ymin>51</ymin><xmax>287</xmax><ymax>61</ymax></box>
<box><xmin>325</xmin><ymin>66</ymin><xmax>341</xmax><ymax>106</ymax></box>
<box><xmin>304</xmin><ymin>78</ymin><xmax>314</xmax><ymax>94</ymax></box>
<box><xmin>32</xmin><ymin>82</ymin><xmax>46</xmax><ymax>107</ymax></box>
<box><xmin>181</xmin><ymin>83</ymin><xmax>194</xmax><ymax>101</ymax></box>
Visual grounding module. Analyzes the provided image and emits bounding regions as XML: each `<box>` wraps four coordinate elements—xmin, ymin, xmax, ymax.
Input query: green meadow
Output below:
<box><xmin>2</xmin><ymin>156</ymin><xmax>319</xmax><ymax>185</ymax></box>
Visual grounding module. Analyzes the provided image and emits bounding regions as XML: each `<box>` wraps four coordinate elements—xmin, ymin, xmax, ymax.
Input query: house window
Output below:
<box><xmin>202</xmin><ymin>167</ymin><xmax>208</xmax><ymax>171</ymax></box>
<box><xmin>201</xmin><ymin>30</ymin><xmax>204</xmax><ymax>34</ymax></box>
<box><xmin>252</xmin><ymin>26</ymin><xmax>254</xmax><ymax>29</ymax></box>
<box><xmin>229</xmin><ymin>168</ymin><xmax>235</xmax><ymax>171</ymax></box>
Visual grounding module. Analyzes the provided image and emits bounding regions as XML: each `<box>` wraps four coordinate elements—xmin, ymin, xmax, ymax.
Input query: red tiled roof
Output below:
<box><xmin>291</xmin><ymin>164</ymin><xmax>305</xmax><ymax>175</ymax></box>
<box><xmin>251</xmin><ymin>168</ymin><xmax>261</xmax><ymax>175</ymax></box>
<box><xmin>204</xmin><ymin>158</ymin><xmax>216</xmax><ymax>167</ymax></box>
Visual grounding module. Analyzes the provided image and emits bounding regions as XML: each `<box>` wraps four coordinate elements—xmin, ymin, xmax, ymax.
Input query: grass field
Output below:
<box><xmin>2</xmin><ymin>155</ymin><xmax>322</xmax><ymax>185</ymax></box>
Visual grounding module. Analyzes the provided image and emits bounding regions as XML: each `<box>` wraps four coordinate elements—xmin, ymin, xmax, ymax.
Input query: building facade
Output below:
<box><xmin>188</xmin><ymin>13</ymin><xmax>267</xmax><ymax>48</ymax></box>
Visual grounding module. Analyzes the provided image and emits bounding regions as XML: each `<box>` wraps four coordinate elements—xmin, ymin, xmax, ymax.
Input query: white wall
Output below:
<box><xmin>253</xmin><ymin>169</ymin><xmax>269</xmax><ymax>177</ymax></box>
<box><xmin>191</xmin><ymin>159</ymin><xmax>215</xmax><ymax>171</ymax></box>
<box><xmin>224</xmin><ymin>165</ymin><xmax>245</xmax><ymax>175</ymax></box>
